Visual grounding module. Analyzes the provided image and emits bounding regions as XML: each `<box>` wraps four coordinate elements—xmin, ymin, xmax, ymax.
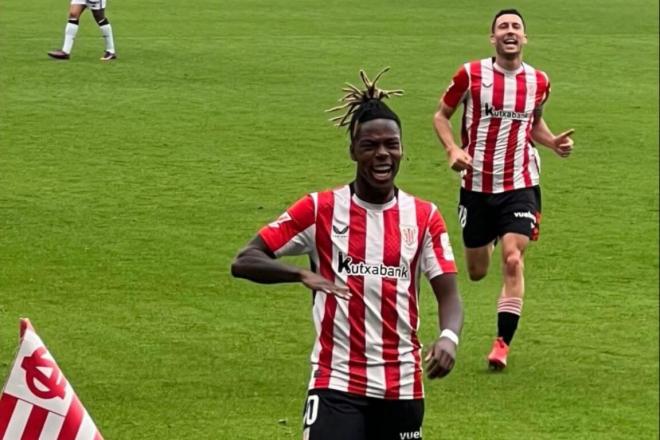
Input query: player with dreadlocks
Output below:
<box><xmin>232</xmin><ymin>68</ymin><xmax>463</xmax><ymax>440</ymax></box>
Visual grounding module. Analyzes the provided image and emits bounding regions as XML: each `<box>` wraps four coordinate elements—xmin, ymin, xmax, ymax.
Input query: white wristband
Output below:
<box><xmin>439</xmin><ymin>329</ymin><xmax>459</xmax><ymax>346</ymax></box>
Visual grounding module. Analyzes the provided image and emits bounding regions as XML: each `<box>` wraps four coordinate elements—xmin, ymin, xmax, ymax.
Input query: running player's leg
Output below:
<box><xmin>90</xmin><ymin>3</ymin><xmax>116</xmax><ymax>60</ymax></box>
<box><xmin>366</xmin><ymin>398</ymin><xmax>424</xmax><ymax>440</ymax></box>
<box><xmin>48</xmin><ymin>3</ymin><xmax>85</xmax><ymax>59</ymax></box>
<box><xmin>459</xmin><ymin>188</ymin><xmax>497</xmax><ymax>281</ymax></box>
<box><xmin>488</xmin><ymin>186</ymin><xmax>541</xmax><ymax>370</ymax></box>
<box><xmin>303</xmin><ymin>390</ymin><xmax>367</xmax><ymax>440</ymax></box>
<box><xmin>465</xmin><ymin>243</ymin><xmax>495</xmax><ymax>281</ymax></box>
<box><xmin>498</xmin><ymin>232</ymin><xmax>529</xmax><ymax>339</ymax></box>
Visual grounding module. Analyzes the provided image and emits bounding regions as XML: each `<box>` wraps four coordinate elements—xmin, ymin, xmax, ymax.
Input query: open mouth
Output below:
<box><xmin>503</xmin><ymin>38</ymin><xmax>518</xmax><ymax>46</ymax></box>
<box><xmin>371</xmin><ymin>164</ymin><xmax>393</xmax><ymax>181</ymax></box>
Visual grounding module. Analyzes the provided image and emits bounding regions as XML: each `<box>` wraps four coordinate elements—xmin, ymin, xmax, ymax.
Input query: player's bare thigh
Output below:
<box><xmin>68</xmin><ymin>3</ymin><xmax>86</xmax><ymax>19</ymax></box>
<box><xmin>465</xmin><ymin>241</ymin><xmax>495</xmax><ymax>281</ymax></box>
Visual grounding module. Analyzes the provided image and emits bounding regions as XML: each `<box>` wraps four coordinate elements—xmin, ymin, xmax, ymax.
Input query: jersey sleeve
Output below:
<box><xmin>441</xmin><ymin>65</ymin><xmax>470</xmax><ymax>108</ymax></box>
<box><xmin>536</xmin><ymin>71</ymin><xmax>551</xmax><ymax>108</ymax></box>
<box><xmin>419</xmin><ymin>205</ymin><xmax>458</xmax><ymax>280</ymax></box>
<box><xmin>542</xmin><ymin>79</ymin><xmax>551</xmax><ymax>106</ymax></box>
<box><xmin>258</xmin><ymin>194</ymin><xmax>316</xmax><ymax>257</ymax></box>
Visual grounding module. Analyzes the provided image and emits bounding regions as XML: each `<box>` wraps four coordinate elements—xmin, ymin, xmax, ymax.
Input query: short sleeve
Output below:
<box><xmin>258</xmin><ymin>194</ymin><xmax>316</xmax><ymax>257</ymax></box>
<box><xmin>442</xmin><ymin>65</ymin><xmax>470</xmax><ymax>109</ymax></box>
<box><xmin>420</xmin><ymin>205</ymin><xmax>458</xmax><ymax>280</ymax></box>
<box><xmin>536</xmin><ymin>71</ymin><xmax>551</xmax><ymax>108</ymax></box>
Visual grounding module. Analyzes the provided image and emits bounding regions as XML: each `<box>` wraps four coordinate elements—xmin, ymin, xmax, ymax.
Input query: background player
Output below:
<box><xmin>48</xmin><ymin>0</ymin><xmax>116</xmax><ymax>61</ymax></box>
<box><xmin>433</xmin><ymin>9</ymin><xmax>574</xmax><ymax>370</ymax></box>
<box><xmin>232</xmin><ymin>69</ymin><xmax>463</xmax><ymax>439</ymax></box>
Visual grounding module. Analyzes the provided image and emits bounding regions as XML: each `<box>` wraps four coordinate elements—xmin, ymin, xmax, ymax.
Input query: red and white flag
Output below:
<box><xmin>0</xmin><ymin>319</ymin><xmax>103</xmax><ymax>440</ymax></box>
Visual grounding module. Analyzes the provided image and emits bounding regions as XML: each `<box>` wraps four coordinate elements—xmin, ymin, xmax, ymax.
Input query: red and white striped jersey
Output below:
<box><xmin>442</xmin><ymin>57</ymin><xmax>551</xmax><ymax>194</ymax></box>
<box><xmin>259</xmin><ymin>185</ymin><xmax>457</xmax><ymax>400</ymax></box>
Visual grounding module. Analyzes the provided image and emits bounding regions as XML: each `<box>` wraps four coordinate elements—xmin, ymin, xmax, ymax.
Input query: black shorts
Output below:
<box><xmin>458</xmin><ymin>186</ymin><xmax>542</xmax><ymax>248</ymax></box>
<box><xmin>302</xmin><ymin>389</ymin><xmax>424</xmax><ymax>440</ymax></box>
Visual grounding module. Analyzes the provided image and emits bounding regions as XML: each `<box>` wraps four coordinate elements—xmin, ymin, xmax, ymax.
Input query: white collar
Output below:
<box><xmin>351</xmin><ymin>193</ymin><xmax>397</xmax><ymax>211</ymax></box>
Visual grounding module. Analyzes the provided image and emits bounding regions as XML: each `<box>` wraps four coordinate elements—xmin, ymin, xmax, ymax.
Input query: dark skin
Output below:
<box><xmin>231</xmin><ymin>118</ymin><xmax>463</xmax><ymax>379</ymax></box>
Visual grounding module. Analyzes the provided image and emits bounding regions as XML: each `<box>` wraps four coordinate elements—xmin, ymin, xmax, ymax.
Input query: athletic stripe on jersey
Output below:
<box><xmin>519</xmin><ymin>65</ymin><xmax>538</xmax><ymax>189</ymax></box>
<box><xmin>481</xmin><ymin>65</ymin><xmax>505</xmax><ymax>193</ymax></box>
<box><xmin>347</xmin><ymin>199</ymin><xmax>368</xmax><ymax>395</ymax></box>
<box><xmin>312</xmin><ymin>190</ymin><xmax>337</xmax><ymax>389</ymax></box>
<box><xmin>502</xmin><ymin>71</ymin><xmax>528</xmax><ymax>191</ymax></box>
<box><xmin>464</xmin><ymin>61</ymin><xmax>482</xmax><ymax>191</ymax></box>
<box><xmin>398</xmin><ymin>193</ymin><xmax>424</xmax><ymax>398</ymax></box>
<box><xmin>327</xmin><ymin>187</ymin><xmax>352</xmax><ymax>392</ymax></box>
<box><xmin>409</xmin><ymin>198</ymin><xmax>429</xmax><ymax>398</ymax></box>
<box><xmin>381</xmin><ymin>206</ymin><xmax>401</xmax><ymax>399</ymax></box>
<box><xmin>491</xmin><ymin>72</ymin><xmax>516</xmax><ymax>192</ymax></box>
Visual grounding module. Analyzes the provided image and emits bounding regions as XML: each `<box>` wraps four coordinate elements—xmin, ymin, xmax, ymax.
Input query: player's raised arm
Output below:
<box><xmin>231</xmin><ymin>236</ymin><xmax>351</xmax><ymax>300</ymax></box>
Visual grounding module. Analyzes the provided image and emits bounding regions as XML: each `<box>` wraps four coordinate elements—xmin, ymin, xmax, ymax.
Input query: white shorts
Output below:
<box><xmin>71</xmin><ymin>0</ymin><xmax>106</xmax><ymax>10</ymax></box>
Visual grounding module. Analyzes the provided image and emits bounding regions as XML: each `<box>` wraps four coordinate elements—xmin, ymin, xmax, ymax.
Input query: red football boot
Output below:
<box><xmin>488</xmin><ymin>337</ymin><xmax>509</xmax><ymax>371</ymax></box>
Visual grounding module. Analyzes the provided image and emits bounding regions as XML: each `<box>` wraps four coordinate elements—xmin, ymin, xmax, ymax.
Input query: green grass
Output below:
<box><xmin>0</xmin><ymin>0</ymin><xmax>658</xmax><ymax>438</ymax></box>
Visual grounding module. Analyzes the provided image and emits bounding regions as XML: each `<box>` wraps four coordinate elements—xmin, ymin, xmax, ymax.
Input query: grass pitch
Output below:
<box><xmin>0</xmin><ymin>0</ymin><xmax>658</xmax><ymax>438</ymax></box>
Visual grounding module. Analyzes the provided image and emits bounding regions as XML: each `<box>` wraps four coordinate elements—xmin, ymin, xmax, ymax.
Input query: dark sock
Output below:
<box><xmin>497</xmin><ymin>312</ymin><xmax>520</xmax><ymax>345</ymax></box>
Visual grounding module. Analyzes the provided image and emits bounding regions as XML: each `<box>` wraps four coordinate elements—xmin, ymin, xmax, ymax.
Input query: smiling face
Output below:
<box><xmin>350</xmin><ymin>118</ymin><xmax>402</xmax><ymax>203</ymax></box>
<box><xmin>490</xmin><ymin>13</ymin><xmax>527</xmax><ymax>59</ymax></box>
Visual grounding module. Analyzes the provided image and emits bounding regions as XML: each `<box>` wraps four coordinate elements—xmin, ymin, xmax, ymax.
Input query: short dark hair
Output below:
<box><xmin>491</xmin><ymin>9</ymin><xmax>526</xmax><ymax>33</ymax></box>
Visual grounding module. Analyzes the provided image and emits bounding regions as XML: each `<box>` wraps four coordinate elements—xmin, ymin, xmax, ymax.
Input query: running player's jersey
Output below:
<box><xmin>259</xmin><ymin>185</ymin><xmax>457</xmax><ymax>400</ymax></box>
<box><xmin>442</xmin><ymin>57</ymin><xmax>551</xmax><ymax>194</ymax></box>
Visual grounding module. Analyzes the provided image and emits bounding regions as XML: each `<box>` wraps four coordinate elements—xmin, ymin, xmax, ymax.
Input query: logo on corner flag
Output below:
<box><xmin>21</xmin><ymin>347</ymin><xmax>67</xmax><ymax>400</ymax></box>
<box><xmin>0</xmin><ymin>318</ymin><xmax>104</xmax><ymax>440</ymax></box>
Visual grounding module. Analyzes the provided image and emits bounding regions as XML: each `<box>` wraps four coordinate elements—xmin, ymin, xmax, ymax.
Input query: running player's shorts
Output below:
<box><xmin>70</xmin><ymin>0</ymin><xmax>106</xmax><ymax>10</ymax></box>
<box><xmin>302</xmin><ymin>389</ymin><xmax>424</xmax><ymax>440</ymax></box>
<box><xmin>458</xmin><ymin>186</ymin><xmax>542</xmax><ymax>248</ymax></box>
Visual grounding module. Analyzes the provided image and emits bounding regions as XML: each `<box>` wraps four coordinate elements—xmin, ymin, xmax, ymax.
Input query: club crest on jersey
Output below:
<box><xmin>400</xmin><ymin>226</ymin><xmax>418</xmax><ymax>248</ymax></box>
<box><xmin>337</xmin><ymin>252</ymin><xmax>409</xmax><ymax>280</ymax></box>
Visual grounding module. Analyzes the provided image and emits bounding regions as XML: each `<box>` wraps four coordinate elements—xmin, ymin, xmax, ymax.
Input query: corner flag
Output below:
<box><xmin>0</xmin><ymin>319</ymin><xmax>103</xmax><ymax>440</ymax></box>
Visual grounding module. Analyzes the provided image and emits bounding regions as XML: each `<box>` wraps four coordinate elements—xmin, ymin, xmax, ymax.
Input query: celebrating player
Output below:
<box><xmin>48</xmin><ymin>0</ymin><xmax>116</xmax><ymax>61</ymax></box>
<box><xmin>433</xmin><ymin>9</ymin><xmax>574</xmax><ymax>370</ymax></box>
<box><xmin>232</xmin><ymin>68</ymin><xmax>463</xmax><ymax>440</ymax></box>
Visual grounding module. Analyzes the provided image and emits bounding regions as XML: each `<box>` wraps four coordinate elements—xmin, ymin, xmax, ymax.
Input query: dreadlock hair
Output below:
<box><xmin>326</xmin><ymin>67</ymin><xmax>404</xmax><ymax>141</ymax></box>
<box><xmin>491</xmin><ymin>9</ymin><xmax>526</xmax><ymax>32</ymax></box>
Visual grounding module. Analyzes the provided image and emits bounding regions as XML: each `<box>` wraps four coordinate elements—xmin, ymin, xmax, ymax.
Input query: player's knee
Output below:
<box><xmin>504</xmin><ymin>252</ymin><xmax>523</xmax><ymax>276</ymax></box>
<box><xmin>467</xmin><ymin>264</ymin><xmax>488</xmax><ymax>281</ymax></box>
<box><xmin>95</xmin><ymin>16</ymin><xmax>109</xmax><ymax>26</ymax></box>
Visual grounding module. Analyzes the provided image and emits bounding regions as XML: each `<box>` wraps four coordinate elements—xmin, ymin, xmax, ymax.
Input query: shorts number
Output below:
<box><xmin>458</xmin><ymin>205</ymin><xmax>468</xmax><ymax>229</ymax></box>
<box><xmin>304</xmin><ymin>395</ymin><xmax>319</xmax><ymax>426</ymax></box>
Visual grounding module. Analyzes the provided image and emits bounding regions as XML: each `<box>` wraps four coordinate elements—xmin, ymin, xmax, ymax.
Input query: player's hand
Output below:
<box><xmin>447</xmin><ymin>147</ymin><xmax>472</xmax><ymax>172</ymax></box>
<box><xmin>552</xmin><ymin>128</ymin><xmax>575</xmax><ymax>158</ymax></box>
<box><xmin>300</xmin><ymin>270</ymin><xmax>352</xmax><ymax>300</ymax></box>
<box><xmin>424</xmin><ymin>337</ymin><xmax>457</xmax><ymax>379</ymax></box>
